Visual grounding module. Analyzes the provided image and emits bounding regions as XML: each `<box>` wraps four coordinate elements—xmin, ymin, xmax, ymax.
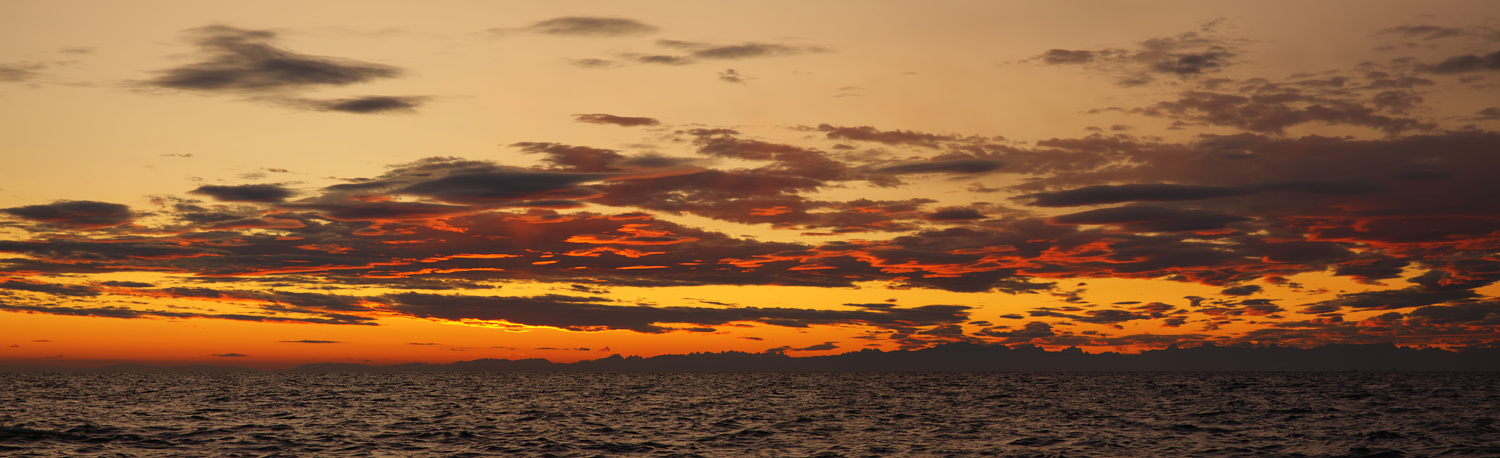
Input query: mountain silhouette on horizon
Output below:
<box><xmin>286</xmin><ymin>342</ymin><xmax>1500</xmax><ymax>372</ymax></box>
<box><xmin>5</xmin><ymin>342</ymin><xmax>1496</xmax><ymax>372</ymax></box>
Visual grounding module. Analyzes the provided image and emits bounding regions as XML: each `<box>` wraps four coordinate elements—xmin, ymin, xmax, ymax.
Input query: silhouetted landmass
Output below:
<box><xmin>291</xmin><ymin>342</ymin><xmax>1500</xmax><ymax>372</ymax></box>
<box><xmin>4</xmin><ymin>343</ymin><xmax>1496</xmax><ymax>372</ymax></box>
<box><xmin>0</xmin><ymin>363</ymin><xmax>260</xmax><ymax>373</ymax></box>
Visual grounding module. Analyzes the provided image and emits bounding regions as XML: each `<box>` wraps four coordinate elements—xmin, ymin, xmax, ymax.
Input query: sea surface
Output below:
<box><xmin>2</xmin><ymin>372</ymin><xmax>1497</xmax><ymax>457</ymax></box>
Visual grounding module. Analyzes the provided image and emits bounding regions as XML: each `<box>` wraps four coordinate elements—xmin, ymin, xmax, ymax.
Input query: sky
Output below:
<box><xmin>2</xmin><ymin>1</ymin><xmax>1499</xmax><ymax>369</ymax></box>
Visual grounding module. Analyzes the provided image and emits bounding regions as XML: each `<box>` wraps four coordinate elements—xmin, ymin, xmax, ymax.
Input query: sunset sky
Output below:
<box><xmin>3</xmin><ymin>1</ymin><xmax>1499</xmax><ymax>368</ymax></box>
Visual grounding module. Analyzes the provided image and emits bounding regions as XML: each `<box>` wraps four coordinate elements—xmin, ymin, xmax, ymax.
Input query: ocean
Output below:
<box><xmin>2</xmin><ymin>371</ymin><xmax>1497</xmax><ymax>457</ymax></box>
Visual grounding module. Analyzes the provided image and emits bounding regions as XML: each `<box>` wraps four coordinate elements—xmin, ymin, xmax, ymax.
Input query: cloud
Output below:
<box><xmin>189</xmin><ymin>184</ymin><xmax>294</xmax><ymax>203</ymax></box>
<box><xmin>977</xmin><ymin>321</ymin><xmax>1056</xmax><ymax>343</ymax></box>
<box><xmin>1406</xmin><ymin>302</ymin><xmax>1500</xmax><ymax>325</ymax></box>
<box><xmin>817</xmin><ymin>124</ymin><xmax>960</xmax><ymax>148</ymax></box>
<box><xmin>1420</xmin><ymin>50</ymin><xmax>1500</xmax><ymax>74</ymax></box>
<box><xmin>316</xmin><ymin>157</ymin><xmax>616</xmax><ymax>208</ymax></box>
<box><xmin>515</xmin><ymin>142</ymin><xmax>627</xmax><ymax>172</ymax></box>
<box><xmin>279</xmin><ymin>340</ymin><xmax>341</xmax><ymax>344</ymax></box>
<box><xmin>1028</xmin><ymin>308</ymin><xmax>1152</xmax><ymax>325</ymax></box>
<box><xmin>1</xmin><ymin>200</ymin><xmax>134</xmax><ymax>229</ymax></box>
<box><xmin>397</xmin><ymin>170</ymin><xmax>604</xmax><ymax>205</ymax></box>
<box><xmin>0</xmin><ymin>280</ymin><xmax>99</xmax><ymax>297</ymax></box>
<box><xmin>0</xmin><ymin>301</ymin><xmax>379</xmax><ymax>326</ymax></box>
<box><xmin>718</xmin><ymin>69</ymin><xmax>745</xmax><ymax>84</ymax></box>
<box><xmin>573</xmin><ymin>113</ymin><xmax>661</xmax><ymax>127</ymax></box>
<box><xmin>1</xmin><ymin>87</ymin><xmax>1499</xmax><ymax>352</ymax></box>
<box><xmin>1018</xmin><ymin>182</ymin><xmax>1381</xmax><ymax>207</ymax></box>
<box><xmin>1122</xmin><ymin>90</ymin><xmax>1436</xmax><ymax>135</ymax></box>
<box><xmin>570</xmin><ymin>58</ymin><xmax>615</xmax><ymax>68</ymax></box>
<box><xmin>297</xmin><ymin>96</ymin><xmax>429</xmax><ymax>114</ymax></box>
<box><xmin>1220</xmin><ymin>285</ymin><xmax>1262</xmax><ymax>296</ymax></box>
<box><xmin>0</xmin><ymin>62</ymin><xmax>45</xmax><ymax>84</ymax></box>
<box><xmin>1303</xmin><ymin>286</ymin><xmax>1481</xmax><ymax>313</ymax></box>
<box><xmin>101</xmin><ymin>281</ymin><xmax>155</xmax><ymax>288</ymax></box>
<box><xmin>145</xmin><ymin>25</ymin><xmax>401</xmax><ymax>92</ymax></box>
<box><xmin>211</xmin><ymin>353</ymin><xmax>249</xmax><ymax>357</ymax></box>
<box><xmin>1048</xmin><ymin>206</ymin><xmax>1250</xmax><ymax>232</ymax></box>
<box><xmin>1377</xmin><ymin>25</ymin><xmax>1469</xmax><ymax>41</ymax></box>
<box><xmin>519</xmin><ymin>17</ymin><xmax>658</xmax><ymax>37</ymax></box>
<box><xmin>923</xmin><ymin>208</ymin><xmax>986</xmax><ymax>221</ymax></box>
<box><xmin>872</xmin><ymin>159</ymin><xmax>1005</xmax><ymax>175</ymax></box>
<box><xmin>621</xmin><ymin>41</ymin><xmax>828</xmax><ymax>66</ymax></box>
<box><xmin>386</xmin><ymin>292</ymin><xmax>969</xmax><ymax>334</ymax></box>
<box><xmin>1026</xmin><ymin>24</ymin><xmax>1243</xmax><ymax>85</ymax></box>
<box><xmin>1037</xmin><ymin>49</ymin><xmax>1098</xmax><ymax>65</ymax></box>
<box><xmin>657</xmin><ymin>40</ymin><xmax>826</xmax><ymax>60</ymax></box>
<box><xmin>765</xmin><ymin>341</ymin><xmax>840</xmax><ymax>353</ymax></box>
<box><xmin>141</xmin><ymin>25</ymin><xmax>424</xmax><ymax>114</ymax></box>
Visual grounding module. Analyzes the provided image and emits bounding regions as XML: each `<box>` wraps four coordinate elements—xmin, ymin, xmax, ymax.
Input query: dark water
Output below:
<box><xmin>2</xmin><ymin>372</ymin><xmax>1498</xmax><ymax>457</ymax></box>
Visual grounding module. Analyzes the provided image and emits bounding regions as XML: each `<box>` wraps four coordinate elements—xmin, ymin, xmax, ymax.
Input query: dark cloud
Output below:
<box><xmin>1028</xmin><ymin>308</ymin><xmax>1152</xmax><ymax>325</ymax></box>
<box><xmin>2</xmin><ymin>201</ymin><xmax>133</xmax><ymax>229</ymax></box>
<box><xmin>658</xmin><ymin>40</ymin><xmax>826</xmax><ymax>60</ymax></box>
<box><xmin>633</xmin><ymin>54</ymin><xmax>691</xmax><ymax>65</ymax></box>
<box><xmin>573</xmin><ymin>113</ymin><xmax>661</xmax><ymax>127</ymax></box>
<box><xmin>514</xmin><ymin>142</ymin><xmax>627</xmax><ymax>172</ymax></box>
<box><xmin>315</xmin><ymin>157</ymin><xmax>618</xmax><ymax>209</ymax></box>
<box><xmin>387</xmin><ymin>292</ymin><xmax>968</xmax><ymax>334</ymax></box>
<box><xmin>766</xmin><ymin>341</ymin><xmax>840</xmax><ymax>353</ymax></box>
<box><xmin>0</xmin><ymin>238</ymin><xmax>216</xmax><ymax>264</ymax></box>
<box><xmin>817</xmin><ymin>124</ymin><xmax>959</xmax><ymax>148</ymax></box>
<box><xmin>571</xmin><ymin>58</ymin><xmax>615</xmax><ymax>68</ymax></box>
<box><xmin>0</xmin><ymin>302</ymin><xmax>377</xmax><ymax>326</ymax></box>
<box><xmin>279</xmin><ymin>340</ymin><xmax>341</xmax><ymax>344</ymax></box>
<box><xmin>1304</xmin><ymin>286</ymin><xmax>1480</xmax><ymax>312</ymax></box>
<box><xmin>300</xmin><ymin>96</ymin><xmax>428</xmax><ymax>114</ymax></box>
<box><xmin>397</xmin><ymin>170</ymin><xmax>604</xmax><ymax>205</ymax></box>
<box><xmin>523</xmin><ymin>17</ymin><xmax>658</xmax><ymax>37</ymax></box>
<box><xmin>1421</xmin><ymin>50</ymin><xmax>1500</xmax><ymax>74</ymax></box>
<box><xmin>718</xmin><ymin>69</ymin><xmax>745</xmax><ymax>84</ymax></box>
<box><xmin>1037</xmin><ymin>49</ymin><xmax>1098</xmax><ymax>64</ymax></box>
<box><xmin>1331</xmin><ymin>257</ymin><xmax>1411</xmax><ymax>284</ymax></box>
<box><xmin>1026</xmin><ymin>25</ymin><xmax>1242</xmax><ymax>85</ymax></box>
<box><xmin>1406</xmin><ymin>302</ymin><xmax>1500</xmax><ymax>325</ymax></box>
<box><xmin>873</xmin><ymin>159</ymin><xmax>1005</xmax><ymax>175</ymax></box>
<box><xmin>977</xmin><ymin>321</ymin><xmax>1056</xmax><ymax>343</ymax></box>
<box><xmin>1018</xmin><ymin>181</ymin><xmax>1381</xmax><ymax>207</ymax></box>
<box><xmin>1</xmin><ymin>101</ymin><xmax>1499</xmax><ymax>350</ymax></box>
<box><xmin>1377</xmin><ymin>25</ymin><xmax>1469</xmax><ymax>41</ymax></box>
<box><xmin>145</xmin><ymin>25</ymin><xmax>402</xmax><ymax>92</ymax></box>
<box><xmin>625</xmin><ymin>40</ymin><xmax>827</xmax><ymax>66</ymax></box>
<box><xmin>189</xmin><ymin>184</ymin><xmax>293</xmax><ymax>203</ymax></box>
<box><xmin>0</xmin><ymin>62</ymin><xmax>44</xmax><ymax>83</ymax></box>
<box><xmin>1220</xmin><ymin>285</ymin><xmax>1261</xmax><ymax>296</ymax></box>
<box><xmin>1477</xmin><ymin>108</ymin><xmax>1500</xmax><ymax>120</ymax></box>
<box><xmin>211</xmin><ymin>353</ymin><xmax>249</xmax><ymax>357</ymax></box>
<box><xmin>0</xmin><ymin>280</ymin><xmax>99</xmax><ymax>297</ymax></box>
<box><xmin>1124</xmin><ymin>90</ymin><xmax>1436</xmax><ymax>135</ymax></box>
<box><xmin>1022</xmin><ymin>183</ymin><xmax>1249</xmax><ymax>207</ymax></box>
<box><xmin>1151</xmin><ymin>51</ymin><xmax>1232</xmax><ymax>75</ymax></box>
<box><xmin>100</xmin><ymin>281</ymin><xmax>155</xmax><ymax>288</ymax></box>
<box><xmin>141</xmin><ymin>25</ymin><xmax>422</xmax><ymax>114</ymax></box>
<box><xmin>1049</xmin><ymin>206</ymin><xmax>1250</xmax><ymax>232</ymax></box>
<box><xmin>280</xmin><ymin>201</ymin><xmax>473</xmax><ymax>222</ymax></box>
<box><xmin>923</xmin><ymin>208</ymin><xmax>986</xmax><ymax>221</ymax></box>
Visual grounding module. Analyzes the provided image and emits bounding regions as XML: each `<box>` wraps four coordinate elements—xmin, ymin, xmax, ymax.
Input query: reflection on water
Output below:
<box><xmin>2</xmin><ymin>372</ymin><xmax>1498</xmax><ymax>457</ymax></box>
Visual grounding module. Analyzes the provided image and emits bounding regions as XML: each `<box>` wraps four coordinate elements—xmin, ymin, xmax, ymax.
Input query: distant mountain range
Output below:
<box><xmin>4</xmin><ymin>342</ymin><xmax>1497</xmax><ymax>373</ymax></box>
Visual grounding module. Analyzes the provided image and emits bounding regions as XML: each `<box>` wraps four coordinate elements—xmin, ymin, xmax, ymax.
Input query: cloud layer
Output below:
<box><xmin>141</xmin><ymin>25</ymin><xmax>426</xmax><ymax>114</ymax></box>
